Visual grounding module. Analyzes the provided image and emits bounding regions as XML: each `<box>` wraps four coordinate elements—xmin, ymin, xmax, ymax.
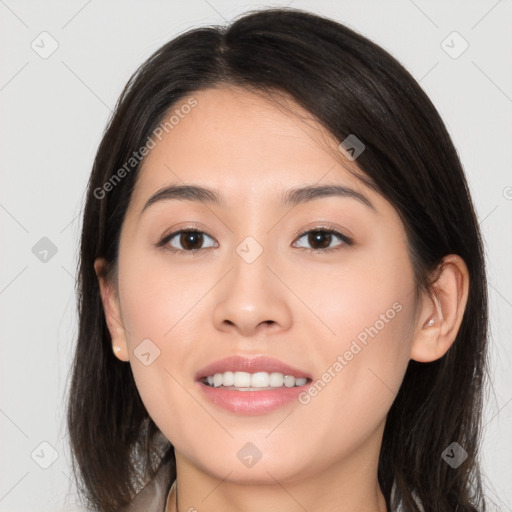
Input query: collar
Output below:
<box><xmin>165</xmin><ymin>480</ymin><xmax>177</xmax><ymax>512</ymax></box>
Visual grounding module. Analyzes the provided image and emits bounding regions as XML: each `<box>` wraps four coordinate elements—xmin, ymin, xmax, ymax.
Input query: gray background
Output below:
<box><xmin>1</xmin><ymin>1</ymin><xmax>511</xmax><ymax>510</ymax></box>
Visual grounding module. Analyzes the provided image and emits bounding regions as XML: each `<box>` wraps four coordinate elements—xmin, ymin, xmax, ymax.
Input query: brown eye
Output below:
<box><xmin>178</xmin><ymin>231</ymin><xmax>204</xmax><ymax>251</ymax></box>
<box><xmin>160</xmin><ymin>229</ymin><xmax>217</xmax><ymax>253</ymax></box>
<box><xmin>293</xmin><ymin>228</ymin><xmax>352</xmax><ymax>253</ymax></box>
<box><xmin>308</xmin><ymin>231</ymin><xmax>334</xmax><ymax>250</ymax></box>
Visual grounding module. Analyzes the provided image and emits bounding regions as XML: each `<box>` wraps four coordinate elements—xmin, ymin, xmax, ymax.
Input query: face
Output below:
<box><xmin>98</xmin><ymin>86</ymin><xmax>423</xmax><ymax>485</ymax></box>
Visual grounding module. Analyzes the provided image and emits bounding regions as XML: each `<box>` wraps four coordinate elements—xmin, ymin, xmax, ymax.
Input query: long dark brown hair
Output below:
<box><xmin>67</xmin><ymin>7</ymin><xmax>489</xmax><ymax>511</ymax></box>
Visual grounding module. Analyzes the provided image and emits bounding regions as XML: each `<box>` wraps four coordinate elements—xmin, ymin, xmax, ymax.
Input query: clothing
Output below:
<box><xmin>123</xmin><ymin>457</ymin><xmax>174</xmax><ymax>512</ymax></box>
<box><xmin>165</xmin><ymin>481</ymin><xmax>177</xmax><ymax>512</ymax></box>
<box><xmin>126</xmin><ymin>457</ymin><xmax>424</xmax><ymax>512</ymax></box>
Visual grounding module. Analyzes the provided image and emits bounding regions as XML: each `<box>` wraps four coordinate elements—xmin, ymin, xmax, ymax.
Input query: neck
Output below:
<box><xmin>171</xmin><ymin>428</ymin><xmax>388</xmax><ymax>512</ymax></box>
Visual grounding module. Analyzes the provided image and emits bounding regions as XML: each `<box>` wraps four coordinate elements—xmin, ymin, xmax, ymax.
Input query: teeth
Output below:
<box><xmin>213</xmin><ymin>373</ymin><xmax>223</xmax><ymax>387</ymax></box>
<box><xmin>203</xmin><ymin>371</ymin><xmax>308</xmax><ymax>389</ymax></box>
<box><xmin>269</xmin><ymin>372</ymin><xmax>284</xmax><ymax>387</ymax></box>
<box><xmin>234</xmin><ymin>371</ymin><xmax>251</xmax><ymax>388</ymax></box>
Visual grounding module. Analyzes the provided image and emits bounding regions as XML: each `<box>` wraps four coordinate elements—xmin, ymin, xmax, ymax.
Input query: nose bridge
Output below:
<box><xmin>229</xmin><ymin>232</ymin><xmax>275</xmax><ymax>309</ymax></box>
<box><xmin>229</xmin><ymin>208</ymin><xmax>274</xmax><ymax>284</ymax></box>
<box><xmin>235</xmin><ymin>234</ymin><xmax>266</xmax><ymax>267</ymax></box>
<box><xmin>211</xmin><ymin>230</ymin><xmax>293</xmax><ymax>335</ymax></box>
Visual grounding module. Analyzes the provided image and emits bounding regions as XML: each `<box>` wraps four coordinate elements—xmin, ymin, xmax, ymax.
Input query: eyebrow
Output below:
<box><xmin>140</xmin><ymin>183</ymin><xmax>376</xmax><ymax>215</ymax></box>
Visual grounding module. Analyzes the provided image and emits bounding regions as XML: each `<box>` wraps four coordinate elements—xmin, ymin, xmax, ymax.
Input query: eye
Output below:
<box><xmin>157</xmin><ymin>228</ymin><xmax>217</xmax><ymax>254</ymax></box>
<box><xmin>292</xmin><ymin>228</ymin><xmax>353</xmax><ymax>253</ymax></box>
<box><xmin>156</xmin><ymin>226</ymin><xmax>352</xmax><ymax>255</ymax></box>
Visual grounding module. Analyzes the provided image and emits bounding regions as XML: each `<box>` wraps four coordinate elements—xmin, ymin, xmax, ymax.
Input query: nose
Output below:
<box><xmin>211</xmin><ymin>245</ymin><xmax>293</xmax><ymax>337</ymax></box>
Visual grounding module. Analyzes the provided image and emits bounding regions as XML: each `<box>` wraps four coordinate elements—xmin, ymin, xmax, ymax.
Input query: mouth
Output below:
<box><xmin>195</xmin><ymin>355</ymin><xmax>313</xmax><ymax>415</ymax></box>
<box><xmin>199</xmin><ymin>371</ymin><xmax>311</xmax><ymax>391</ymax></box>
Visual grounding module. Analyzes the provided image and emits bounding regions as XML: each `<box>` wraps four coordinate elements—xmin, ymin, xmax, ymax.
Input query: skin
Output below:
<box><xmin>95</xmin><ymin>86</ymin><xmax>469</xmax><ymax>512</ymax></box>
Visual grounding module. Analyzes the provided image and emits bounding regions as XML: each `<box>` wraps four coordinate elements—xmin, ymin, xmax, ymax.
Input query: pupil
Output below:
<box><xmin>182</xmin><ymin>231</ymin><xmax>202</xmax><ymax>250</ymax></box>
<box><xmin>310</xmin><ymin>231</ymin><xmax>331</xmax><ymax>249</ymax></box>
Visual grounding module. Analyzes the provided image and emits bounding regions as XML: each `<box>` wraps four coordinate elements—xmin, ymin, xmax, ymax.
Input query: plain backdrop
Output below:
<box><xmin>1</xmin><ymin>1</ymin><xmax>511</xmax><ymax>511</ymax></box>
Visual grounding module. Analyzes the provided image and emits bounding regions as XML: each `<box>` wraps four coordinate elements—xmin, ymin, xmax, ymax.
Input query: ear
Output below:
<box><xmin>94</xmin><ymin>257</ymin><xmax>129</xmax><ymax>362</ymax></box>
<box><xmin>410</xmin><ymin>254</ymin><xmax>469</xmax><ymax>363</ymax></box>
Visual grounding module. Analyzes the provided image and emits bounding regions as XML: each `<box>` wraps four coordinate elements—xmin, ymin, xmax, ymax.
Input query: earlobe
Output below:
<box><xmin>410</xmin><ymin>254</ymin><xmax>469</xmax><ymax>363</ymax></box>
<box><xmin>94</xmin><ymin>257</ymin><xmax>130</xmax><ymax>362</ymax></box>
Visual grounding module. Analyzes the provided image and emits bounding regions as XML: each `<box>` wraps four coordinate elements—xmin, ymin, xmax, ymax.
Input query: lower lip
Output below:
<box><xmin>197</xmin><ymin>380</ymin><xmax>310</xmax><ymax>415</ymax></box>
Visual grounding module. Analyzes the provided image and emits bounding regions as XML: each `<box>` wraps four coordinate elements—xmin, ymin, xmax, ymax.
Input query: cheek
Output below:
<box><xmin>116</xmin><ymin>248</ymin><xmax>214</xmax><ymax>438</ymax></box>
<box><xmin>286</xmin><ymin>240</ymin><xmax>414</xmax><ymax>350</ymax></box>
<box><xmin>289</xmin><ymin>296</ymin><xmax>414</xmax><ymax>472</ymax></box>
<box><xmin>118</xmin><ymin>245</ymin><xmax>210</xmax><ymax>342</ymax></box>
<box><xmin>291</xmin><ymin>249</ymin><xmax>415</xmax><ymax>430</ymax></box>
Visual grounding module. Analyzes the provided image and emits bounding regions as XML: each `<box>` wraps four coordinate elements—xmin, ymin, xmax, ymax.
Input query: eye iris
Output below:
<box><xmin>181</xmin><ymin>231</ymin><xmax>203</xmax><ymax>250</ymax></box>
<box><xmin>309</xmin><ymin>230</ymin><xmax>332</xmax><ymax>249</ymax></box>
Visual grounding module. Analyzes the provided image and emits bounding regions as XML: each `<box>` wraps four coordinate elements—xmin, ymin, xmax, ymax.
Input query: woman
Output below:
<box><xmin>67</xmin><ymin>7</ymin><xmax>488</xmax><ymax>512</ymax></box>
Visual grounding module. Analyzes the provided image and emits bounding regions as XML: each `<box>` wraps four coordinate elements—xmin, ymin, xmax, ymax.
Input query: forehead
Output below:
<box><xmin>129</xmin><ymin>86</ymin><xmax>374</xmax><ymax>211</ymax></box>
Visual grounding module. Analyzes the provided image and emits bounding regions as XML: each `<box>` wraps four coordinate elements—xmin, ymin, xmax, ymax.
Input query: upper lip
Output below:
<box><xmin>195</xmin><ymin>355</ymin><xmax>312</xmax><ymax>381</ymax></box>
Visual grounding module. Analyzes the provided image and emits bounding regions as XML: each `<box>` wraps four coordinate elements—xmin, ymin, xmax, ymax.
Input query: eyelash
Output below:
<box><xmin>156</xmin><ymin>226</ymin><xmax>353</xmax><ymax>255</ymax></box>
